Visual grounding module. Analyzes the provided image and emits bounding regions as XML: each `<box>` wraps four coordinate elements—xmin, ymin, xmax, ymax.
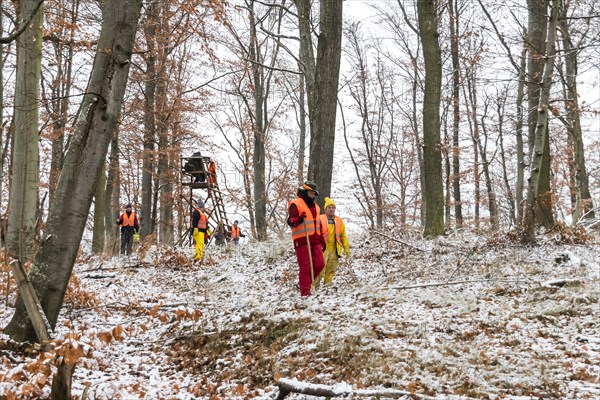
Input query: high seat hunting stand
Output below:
<box><xmin>179</xmin><ymin>153</ymin><xmax>231</xmax><ymax>246</ymax></box>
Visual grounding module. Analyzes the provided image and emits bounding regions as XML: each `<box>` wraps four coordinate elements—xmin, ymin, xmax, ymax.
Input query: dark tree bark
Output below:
<box><xmin>303</xmin><ymin>0</ymin><xmax>343</xmax><ymax>205</ymax></box>
<box><xmin>248</xmin><ymin>1</ymin><xmax>267</xmax><ymax>241</ymax></box>
<box><xmin>5</xmin><ymin>0</ymin><xmax>142</xmax><ymax>342</ymax></box>
<box><xmin>140</xmin><ymin>0</ymin><xmax>158</xmax><ymax>239</ymax></box>
<box><xmin>417</xmin><ymin>0</ymin><xmax>444</xmax><ymax>237</ymax></box>
<box><xmin>104</xmin><ymin>132</ymin><xmax>120</xmax><ymax>255</ymax></box>
<box><xmin>448</xmin><ymin>0</ymin><xmax>463</xmax><ymax>228</ymax></box>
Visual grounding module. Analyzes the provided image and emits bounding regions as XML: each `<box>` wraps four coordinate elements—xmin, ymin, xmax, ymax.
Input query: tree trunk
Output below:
<box><xmin>295</xmin><ymin>0</ymin><xmax>316</xmax><ymax>173</ymax></box>
<box><xmin>527</xmin><ymin>0</ymin><xmax>554</xmax><ymax>228</ymax></box>
<box><xmin>155</xmin><ymin>12</ymin><xmax>173</xmax><ymax>245</ymax></box>
<box><xmin>515</xmin><ymin>36</ymin><xmax>527</xmax><ymax>222</ymax></box>
<box><xmin>558</xmin><ymin>7</ymin><xmax>594</xmax><ymax>222</ymax></box>
<box><xmin>92</xmin><ymin>163</ymin><xmax>106</xmax><ymax>254</ymax></box>
<box><xmin>104</xmin><ymin>133</ymin><xmax>120</xmax><ymax>255</ymax></box>
<box><xmin>479</xmin><ymin>105</ymin><xmax>499</xmax><ymax>230</ymax></box>
<box><xmin>522</xmin><ymin>0</ymin><xmax>560</xmax><ymax>242</ymax></box>
<box><xmin>50</xmin><ymin>359</ymin><xmax>76</xmax><ymax>400</ymax></box>
<box><xmin>140</xmin><ymin>0</ymin><xmax>158</xmax><ymax>239</ymax></box>
<box><xmin>4</xmin><ymin>0</ymin><xmax>142</xmax><ymax>342</ymax></box>
<box><xmin>463</xmin><ymin>70</ymin><xmax>481</xmax><ymax>228</ymax></box>
<box><xmin>0</xmin><ymin>0</ymin><xmax>4</xmax><ymax>233</ymax></box>
<box><xmin>448</xmin><ymin>0</ymin><xmax>463</xmax><ymax>228</ymax></box>
<box><xmin>497</xmin><ymin>90</ymin><xmax>516</xmax><ymax>225</ymax></box>
<box><xmin>297</xmin><ymin>71</ymin><xmax>306</xmax><ymax>186</ymax></box>
<box><xmin>443</xmin><ymin>116</ymin><xmax>451</xmax><ymax>226</ymax></box>
<box><xmin>418</xmin><ymin>0</ymin><xmax>444</xmax><ymax>237</ymax></box>
<box><xmin>306</xmin><ymin>0</ymin><xmax>343</xmax><ymax>205</ymax></box>
<box><xmin>249</xmin><ymin>3</ymin><xmax>267</xmax><ymax>241</ymax></box>
<box><xmin>6</xmin><ymin>0</ymin><xmax>43</xmax><ymax>261</ymax></box>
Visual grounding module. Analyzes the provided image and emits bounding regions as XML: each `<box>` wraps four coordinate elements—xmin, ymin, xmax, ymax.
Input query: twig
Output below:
<box><xmin>445</xmin><ymin>244</ymin><xmax>480</xmax><ymax>282</ymax></box>
<box><xmin>371</xmin><ymin>230</ymin><xmax>427</xmax><ymax>252</ymax></box>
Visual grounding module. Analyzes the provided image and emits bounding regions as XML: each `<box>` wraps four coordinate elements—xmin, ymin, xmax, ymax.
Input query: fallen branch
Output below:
<box><xmin>372</xmin><ymin>230</ymin><xmax>427</xmax><ymax>252</ymax></box>
<box><xmin>541</xmin><ymin>278</ymin><xmax>583</xmax><ymax>288</ymax></box>
<box><xmin>9</xmin><ymin>260</ymin><xmax>53</xmax><ymax>343</ymax></box>
<box><xmin>275</xmin><ymin>378</ymin><xmax>440</xmax><ymax>399</ymax></box>
<box><xmin>392</xmin><ymin>278</ymin><xmax>533</xmax><ymax>290</ymax></box>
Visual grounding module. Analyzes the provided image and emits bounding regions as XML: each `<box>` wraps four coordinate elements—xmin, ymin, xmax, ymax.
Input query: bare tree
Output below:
<box><xmin>527</xmin><ymin>0</ymin><xmax>554</xmax><ymax>228</ymax></box>
<box><xmin>557</xmin><ymin>0</ymin><xmax>595</xmax><ymax>223</ymax></box>
<box><xmin>343</xmin><ymin>23</ymin><xmax>395</xmax><ymax>229</ymax></box>
<box><xmin>522</xmin><ymin>0</ymin><xmax>560</xmax><ymax>242</ymax></box>
<box><xmin>295</xmin><ymin>0</ymin><xmax>343</xmax><ymax>204</ymax></box>
<box><xmin>447</xmin><ymin>0</ymin><xmax>463</xmax><ymax>227</ymax></box>
<box><xmin>417</xmin><ymin>0</ymin><xmax>444</xmax><ymax>237</ymax></box>
<box><xmin>6</xmin><ymin>0</ymin><xmax>43</xmax><ymax>261</ymax></box>
<box><xmin>4</xmin><ymin>0</ymin><xmax>142</xmax><ymax>342</ymax></box>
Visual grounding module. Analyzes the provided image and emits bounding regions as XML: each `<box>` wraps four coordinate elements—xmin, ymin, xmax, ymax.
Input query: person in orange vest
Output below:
<box><xmin>230</xmin><ymin>220</ymin><xmax>245</xmax><ymax>245</ymax></box>
<box><xmin>116</xmin><ymin>203</ymin><xmax>139</xmax><ymax>256</ymax></box>
<box><xmin>207</xmin><ymin>160</ymin><xmax>217</xmax><ymax>187</ymax></box>
<box><xmin>315</xmin><ymin>197</ymin><xmax>350</xmax><ymax>287</ymax></box>
<box><xmin>287</xmin><ymin>181</ymin><xmax>325</xmax><ymax>297</ymax></box>
<box><xmin>191</xmin><ymin>199</ymin><xmax>208</xmax><ymax>261</ymax></box>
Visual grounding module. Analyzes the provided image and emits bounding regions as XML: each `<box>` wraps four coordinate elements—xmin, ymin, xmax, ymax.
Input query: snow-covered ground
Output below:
<box><xmin>1</xmin><ymin>231</ymin><xmax>599</xmax><ymax>399</ymax></box>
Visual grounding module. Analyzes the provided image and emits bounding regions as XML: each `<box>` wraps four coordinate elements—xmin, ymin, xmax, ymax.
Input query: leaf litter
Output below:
<box><xmin>0</xmin><ymin>231</ymin><xmax>599</xmax><ymax>399</ymax></box>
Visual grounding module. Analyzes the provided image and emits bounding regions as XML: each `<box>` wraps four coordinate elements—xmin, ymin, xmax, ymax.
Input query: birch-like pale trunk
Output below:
<box><xmin>6</xmin><ymin>0</ymin><xmax>43</xmax><ymax>261</ymax></box>
<box><xmin>522</xmin><ymin>0</ymin><xmax>560</xmax><ymax>243</ymax></box>
<box><xmin>527</xmin><ymin>0</ymin><xmax>554</xmax><ymax>228</ymax></box>
<box><xmin>5</xmin><ymin>0</ymin><xmax>142</xmax><ymax>342</ymax></box>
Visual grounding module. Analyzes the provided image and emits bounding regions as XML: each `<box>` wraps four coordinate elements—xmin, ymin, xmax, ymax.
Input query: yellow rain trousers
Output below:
<box><xmin>193</xmin><ymin>229</ymin><xmax>205</xmax><ymax>261</ymax></box>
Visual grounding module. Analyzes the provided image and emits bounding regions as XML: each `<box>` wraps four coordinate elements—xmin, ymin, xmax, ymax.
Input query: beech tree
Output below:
<box><xmin>522</xmin><ymin>0</ymin><xmax>560</xmax><ymax>242</ymax></box>
<box><xmin>5</xmin><ymin>0</ymin><xmax>143</xmax><ymax>342</ymax></box>
<box><xmin>526</xmin><ymin>0</ymin><xmax>554</xmax><ymax>228</ymax></box>
<box><xmin>6</xmin><ymin>0</ymin><xmax>43</xmax><ymax>261</ymax></box>
<box><xmin>417</xmin><ymin>0</ymin><xmax>444</xmax><ymax>237</ymax></box>
<box><xmin>294</xmin><ymin>0</ymin><xmax>343</xmax><ymax>204</ymax></box>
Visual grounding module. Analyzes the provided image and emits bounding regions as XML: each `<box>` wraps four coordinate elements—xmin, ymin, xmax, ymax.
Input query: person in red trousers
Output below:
<box><xmin>287</xmin><ymin>181</ymin><xmax>325</xmax><ymax>297</ymax></box>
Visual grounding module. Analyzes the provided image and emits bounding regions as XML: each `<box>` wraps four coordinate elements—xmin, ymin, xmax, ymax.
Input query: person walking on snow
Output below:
<box><xmin>230</xmin><ymin>220</ymin><xmax>245</xmax><ymax>245</ymax></box>
<box><xmin>287</xmin><ymin>181</ymin><xmax>325</xmax><ymax>297</ymax></box>
<box><xmin>116</xmin><ymin>203</ymin><xmax>139</xmax><ymax>256</ymax></box>
<box><xmin>315</xmin><ymin>197</ymin><xmax>350</xmax><ymax>288</ymax></box>
<box><xmin>191</xmin><ymin>200</ymin><xmax>208</xmax><ymax>261</ymax></box>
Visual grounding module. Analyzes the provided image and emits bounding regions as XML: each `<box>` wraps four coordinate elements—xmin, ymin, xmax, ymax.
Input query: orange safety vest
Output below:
<box><xmin>287</xmin><ymin>198</ymin><xmax>321</xmax><ymax>241</ymax></box>
<box><xmin>319</xmin><ymin>214</ymin><xmax>343</xmax><ymax>246</ymax></box>
<box><xmin>121</xmin><ymin>211</ymin><xmax>136</xmax><ymax>227</ymax></box>
<box><xmin>231</xmin><ymin>225</ymin><xmax>241</xmax><ymax>239</ymax></box>
<box><xmin>191</xmin><ymin>208</ymin><xmax>207</xmax><ymax>229</ymax></box>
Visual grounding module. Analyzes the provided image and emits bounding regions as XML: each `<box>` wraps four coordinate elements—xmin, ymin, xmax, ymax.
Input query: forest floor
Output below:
<box><xmin>1</xmin><ymin>229</ymin><xmax>599</xmax><ymax>399</ymax></box>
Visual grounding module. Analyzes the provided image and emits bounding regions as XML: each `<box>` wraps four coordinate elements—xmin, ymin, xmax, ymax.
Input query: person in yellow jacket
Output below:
<box><xmin>315</xmin><ymin>197</ymin><xmax>350</xmax><ymax>287</ymax></box>
<box><xmin>191</xmin><ymin>199</ymin><xmax>208</xmax><ymax>261</ymax></box>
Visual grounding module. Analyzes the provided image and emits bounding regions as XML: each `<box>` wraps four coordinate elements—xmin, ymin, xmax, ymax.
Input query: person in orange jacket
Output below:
<box><xmin>314</xmin><ymin>197</ymin><xmax>350</xmax><ymax>287</ymax></box>
<box><xmin>230</xmin><ymin>220</ymin><xmax>245</xmax><ymax>245</ymax></box>
<box><xmin>116</xmin><ymin>203</ymin><xmax>139</xmax><ymax>256</ymax></box>
<box><xmin>287</xmin><ymin>181</ymin><xmax>325</xmax><ymax>297</ymax></box>
<box><xmin>208</xmin><ymin>160</ymin><xmax>217</xmax><ymax>187</ymax></box>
